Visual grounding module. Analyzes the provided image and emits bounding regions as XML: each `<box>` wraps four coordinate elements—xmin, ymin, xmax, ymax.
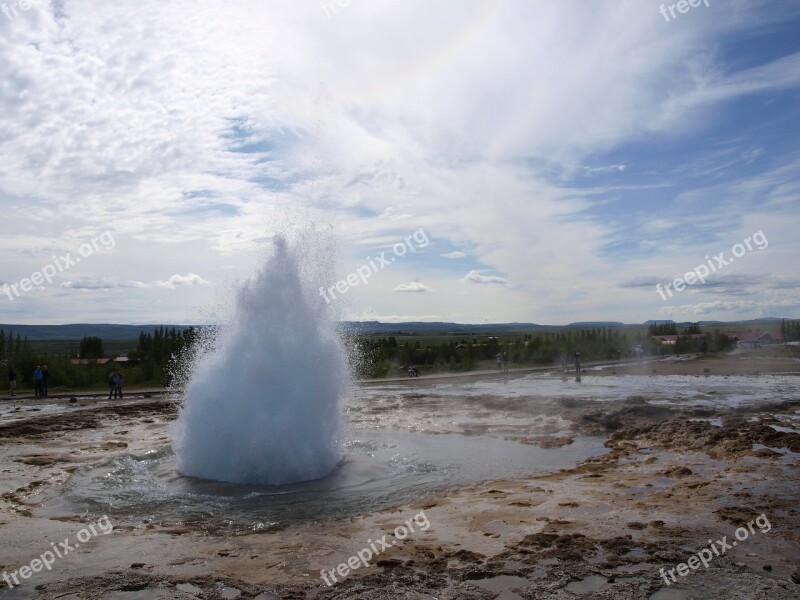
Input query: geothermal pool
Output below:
<box><xmin>33</xmin><ymin>371</ymin><xmax>800</xmax><ymax>534</ymax></box>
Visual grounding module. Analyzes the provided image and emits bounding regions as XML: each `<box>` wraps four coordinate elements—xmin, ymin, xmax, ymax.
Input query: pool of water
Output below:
<box><xmin>34</xmin><ymin>371</ymin><xmax>800</xmax><ymax>535</ymax></box>
<box><xmin>39</xmin><ymin>426</ymin><xmax>606</xmax><ymax>534</ymax></box>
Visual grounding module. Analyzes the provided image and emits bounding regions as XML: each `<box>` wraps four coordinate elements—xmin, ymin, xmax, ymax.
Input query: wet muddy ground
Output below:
<box><xmin>1</xmin><ymin>349</ymin><xmax>799</xmax><ymax>599</ymax></box>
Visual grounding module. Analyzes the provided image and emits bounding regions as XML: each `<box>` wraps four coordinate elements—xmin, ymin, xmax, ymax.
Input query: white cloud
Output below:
<box><xmin>393</xmin><ymin>281</ymin><xmax>433</xmax><ymax>293</ymax></box>
<box><xmin>584</xmin><ymin>163</ymin><xmax>627</xmax><ymax>176</ymax></box>
<box><xmin>151</xmin><ymin>274</ymin><xmax>212</xmax><ymax>289</ymax></box>
<box><xmin>0</xmin><ymin>1</ymin><xmax>798</xmax><ymax>323</ymax></box>
<box><xmin>61</xmin><ymin>273</ymin><xmax>211</xmax><ymax>290</ymax></box>
<box><xmin>461</xmin><ymin>270</ymin><xmax>508</xmax><ymax>286</ymax></box>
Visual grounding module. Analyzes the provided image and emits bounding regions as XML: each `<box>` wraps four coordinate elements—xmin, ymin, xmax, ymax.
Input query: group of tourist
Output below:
<box><xmin>108</xmin><ymin>371</ymin><xmax>124</xmax><ymax>399</ymax></box>
<box><xmin>33</xmin><ymin>365</ymin><xmax>49</xmax><ymax>397</ymax></box>
<box><xmin>495</xmin><ymin>352</ymin><xmax>509</xmax><ymax>372</ymax></box>
<box><xmin>560</xmin><ymin>352</ymin><xmax>583</xmax><ymax>372</ymax></box>
<box><xmin>5</xmin><ymin>365</ymin><xmax>124</xmax><ymax>399</ymax></box>
<box><xmin>5</xmin><ymin>365</ymin><xmax>50</xmax><ymax>397</ymax></box>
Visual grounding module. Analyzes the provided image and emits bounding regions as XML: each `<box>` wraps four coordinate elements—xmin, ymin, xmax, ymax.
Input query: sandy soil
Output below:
<box><xmin>1</xmin><ymin>348</ymin><xmax>799</xmax><ymax>599</ymax></box>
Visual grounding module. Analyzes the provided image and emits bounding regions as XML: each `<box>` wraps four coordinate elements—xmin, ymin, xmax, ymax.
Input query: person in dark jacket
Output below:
<box><xmin>41</xmin><ymin>365</ymin><xmax>49</xmax><ymax>397</ymax></box>
<box><xmin>33</xmin><ymin>366</ymin><xmax>43</xmax><ymax>398</ymax></box>
<box><xmin>108</xmin><ymin>372</ymin><xmax>118</xmax><ymax>399</ymax></box>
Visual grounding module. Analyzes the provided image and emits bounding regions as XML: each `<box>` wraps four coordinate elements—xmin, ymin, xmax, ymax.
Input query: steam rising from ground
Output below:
<box><xmin>175</xmin><ymin>233</ymin><xmax>350</xmax><ymax>485</ymax></box>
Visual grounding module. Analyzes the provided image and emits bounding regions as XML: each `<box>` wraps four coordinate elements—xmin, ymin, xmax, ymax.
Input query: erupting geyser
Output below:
<box><xmin>175</xmin><ymin>235</ymin><xmax>350</xmax><ymax>485</ymax></box>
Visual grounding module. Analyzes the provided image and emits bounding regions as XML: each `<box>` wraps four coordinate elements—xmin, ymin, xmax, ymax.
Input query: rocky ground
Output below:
<box><xmin>1</xmin><ymin>349</ymin><xmax>799</xmax><ymax>599</ymax></box>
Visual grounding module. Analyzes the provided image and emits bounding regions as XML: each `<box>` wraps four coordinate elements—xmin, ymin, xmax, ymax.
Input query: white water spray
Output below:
<box><xmin>175</xmin><ymin>235</ymin><xmax>349</xmax><ymax>485</ymax></box>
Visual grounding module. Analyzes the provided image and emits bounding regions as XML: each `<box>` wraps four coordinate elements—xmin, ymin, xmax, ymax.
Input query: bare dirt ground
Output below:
<box><xmin>1</xmin><ymin>348</ymin><xmax>799</xmax><ymax>599</ymax></box>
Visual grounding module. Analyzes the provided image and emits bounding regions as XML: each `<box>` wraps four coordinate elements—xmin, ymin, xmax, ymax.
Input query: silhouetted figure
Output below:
<box><xmin>7</xmin><ymin>366</ymin><xmax>16</xmax><ymax>396</ymax></box>
<box><xmin>33</xmin><ymin>366</ymin><xmax>43</xmax><ymax>398</ymax></box>
<box><xmin>41</xmin><ymin>365</ymin><xmax>49</xmax><ymax>397</ymax></box>
<box><xmin>574</xmin><ymin>352</ymin><xmax>581</xmax><ymax>373</ymax></box>
<box><xmin>403</xmin><ymin>364</ymin><xmax>419</xmax><ymax>377</ymax></box>
<box><xmin>108</xmin><ymin>372</ymin><xmax>118</xmax><ymax>399</ymax></box>
<box><xmin>561</xmin><ymin>354</ymin><xmax>568</xmax><ymax>372</ymax></box>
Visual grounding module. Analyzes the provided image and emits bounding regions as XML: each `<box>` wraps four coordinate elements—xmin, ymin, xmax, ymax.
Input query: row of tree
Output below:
<box><xmin>348</xmin><ymin>326</ymin><xmax>737</xmax><ymax>379</ymax></box>
<box><xmin>0</xmin><ymin>327</ymin><xmax>197</xmax><ymax>391</ymax></box>
<box><xmin>1</xmin><ymin>321</ymin><xmax>785</xmax><ymax>390</ymax></box>
<box><xmin>780</xmin><ymin>319</ymin><xmax>800</xmax><ymax>342</ymax></box>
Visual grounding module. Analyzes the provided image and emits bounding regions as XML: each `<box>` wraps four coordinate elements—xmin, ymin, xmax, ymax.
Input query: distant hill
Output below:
<box><xmin>0</xmin><ymin>317</ymin><xmax>793</xmax><ymax>340</ymax></box>
<box><xmin>645</xmin><ymin>318</ymin><xmax>786</xmax><ymax>328</ymax></box>
<box><xmin>342</xmin><ymin>321</ymin><xmax>545</xmax><ymax>335</ymax></box>
<box><xmin>0</xmin><ymin>323</ymin><xmax>192</xmax><ymax>341</ymax></box>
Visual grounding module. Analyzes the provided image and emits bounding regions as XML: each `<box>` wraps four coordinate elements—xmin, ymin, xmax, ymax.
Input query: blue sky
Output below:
<box><xmin>0</xmin><ymin>0</ymin><xmax>798</xmax><ymax>325</ymax></box>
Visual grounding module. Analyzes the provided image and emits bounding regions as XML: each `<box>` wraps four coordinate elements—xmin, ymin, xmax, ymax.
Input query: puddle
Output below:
<box><xmin>473</xmin><ymin>574</ymin><xmax>527</xmax><ymax>593</ymax></box>
<box><xmin>564</xmin><ymin>574</ymin><xmax>608</xmax><ymax>594</ymax></box>
<box><xmin>649</xmin><ymin>587</ymin><xmax>697</xmax><ymax>599</ymax></box>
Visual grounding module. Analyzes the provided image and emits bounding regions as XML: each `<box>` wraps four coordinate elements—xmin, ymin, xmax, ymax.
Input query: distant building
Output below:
<box><xmin>114</xmin><ymin>355</ymin><xmax>130</xmax><ymax>364</ymax></box>
<box><xmin>70</xmin><ymin>358</ymin><xmax>111</xmax><ymax>366</ymax></box>
<box><xmin>652</xmin><ymin>334</ymin><xmax>706</xmax><ymax>346</ymax></box>
<box><xmin>728</xmin><ymin>331</ymin><xmax>777</xmax><ymax>350</ymax></box>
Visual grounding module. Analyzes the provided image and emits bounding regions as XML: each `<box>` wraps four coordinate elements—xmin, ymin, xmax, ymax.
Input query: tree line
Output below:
<box><xmin>349</xmin><ymin>326</ymin><xmax>737</xmax><ymax>379</ymax></box>
<box><xmin>781</xmin><ymin>319</ymin><xmax>800</xmax><ymax>342</ymax></box>
<box><xmin>0</xmin><ymin>327</ymin><xmax>196</xmax><ymax>392</ymax></box>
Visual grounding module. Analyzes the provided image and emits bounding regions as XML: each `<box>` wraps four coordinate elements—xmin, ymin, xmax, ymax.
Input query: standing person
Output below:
<box><xmin>115</xmin><ymin>371</ymin><xmax>124</xmax><ymax>399</ymax></box>
<box><xmin>7</xmin><ymin>365</ymin><xmax>16</xmax><ymax>396</ymax></box>
<box><xmin>41</xmin><ymin>365</ymin><xmax>49</xmax><ymax>398</ymax></box>
<box><xmin>574</xmin><ymin>352</ymin><xmax>581</xmax><ymax>373</ymax></box>
<box><xmin>108</xmin><ymin>371</ymin><xmax>118</xmax><ymax>400</ymax></box>
<box><xmin>560</xmin><ymin>354</ymin><xmax>568</xmax><ymax>372</ymax></box>
<box><xmin>33</xmin><ymin>366</ymin><xmax>43</xmax><ymax>398</ymax></box>
<box><xmin>496</xmin><ymin>353</ymin><xmax>502</xmax><ymax>371</ymax></box>
<box><xmin>502</xmin><ymin>352</ymin><xmax>509</xmax><ymax>373</ymax></box>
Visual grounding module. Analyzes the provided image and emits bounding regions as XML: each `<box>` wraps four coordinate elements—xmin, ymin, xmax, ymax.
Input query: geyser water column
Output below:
<box><xmin>175</xmin><ymin>235</ymin><xmax>350</xmax><ymax>485</ymax></box>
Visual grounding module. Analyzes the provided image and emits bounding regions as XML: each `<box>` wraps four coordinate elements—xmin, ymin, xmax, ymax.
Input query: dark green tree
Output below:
<box><xmin>79</xmin><ymin>336</ymin><xmax>105</xmax><ymax>358</ymax></box>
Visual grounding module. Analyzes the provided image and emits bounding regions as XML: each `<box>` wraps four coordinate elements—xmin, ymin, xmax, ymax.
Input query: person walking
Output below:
<box><xmin>574</xmin><ymin>352</ymin><xmax>582</xmax><ymax>373</ymax></box>
<box><xmin>115</xmin><ymin>371</ymin><xmax>124</xmax><ymax>399</ymax></box>
<box><xmin>41</xmin><ymin>365</ymin><xmax>49</xmax><ymax>398</ymax></box>
<box><xmin>7</xmin><ymin>365</ymin><xmax>16</xmax><ymax>396</ymax></box>
<box><xmin>108</xmin><ymin>371</ymin><xmax>118</xmax><ymax>399</ymax></box>
<box><xmin>33</xmin><ymin>366</ymin><xmax>43</xmax><ymax>398</ymax></box>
